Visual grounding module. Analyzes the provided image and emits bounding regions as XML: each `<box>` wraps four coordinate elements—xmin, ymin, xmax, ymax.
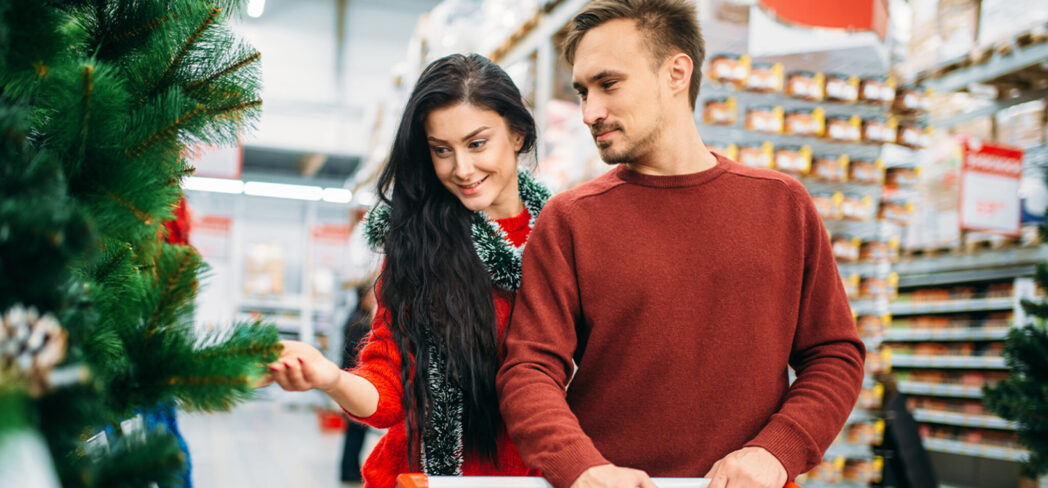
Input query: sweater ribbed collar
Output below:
<box><xmin>613</xmin><ymin>152</ymin><xmax>728</xmax><ymax>188</ymax></box>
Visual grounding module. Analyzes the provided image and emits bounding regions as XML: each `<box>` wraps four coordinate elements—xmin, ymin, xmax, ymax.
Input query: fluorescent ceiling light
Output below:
<box><xmin>244</xmin><ymin>181</ymin><xmax>323</xmax><ymax>201</ymax></box>
<box><xmin>183</xmin><ymin>176</ymin><xmax>244</xmax><ymax>194</ymax></box>
<box><xmin>322</xmin><ymin>188</ymin><xmax>353</xmax><ymax>204</ymax></box>
<box><xmin>247</xmin><ymin>0</ymin><xmax>265</xmax><ymax>18</ymax></box>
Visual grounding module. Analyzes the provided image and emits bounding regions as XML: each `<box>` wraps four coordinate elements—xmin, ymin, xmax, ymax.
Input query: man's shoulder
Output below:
<box><xmin>544</xmin><ymin>168</ymin><xmax>625</xmax><ymax>210</ymax></box>
<box><xmin>719</xmin><ymin>157</ymin><xmax>808</xmax><ymax>201</ymax></box>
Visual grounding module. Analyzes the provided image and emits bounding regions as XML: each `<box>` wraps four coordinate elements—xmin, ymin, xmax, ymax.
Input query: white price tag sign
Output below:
<box><xmin>960</xmin><ymin>139</ymin><xmax>1024</xmax><ymax>236</ymax></box>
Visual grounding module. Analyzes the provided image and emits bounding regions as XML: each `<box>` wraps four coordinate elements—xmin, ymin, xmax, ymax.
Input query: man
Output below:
<box><xmin>495</xmin><ymin>1</ymin><xmax>866</xmax><ymax>488</ymax></box>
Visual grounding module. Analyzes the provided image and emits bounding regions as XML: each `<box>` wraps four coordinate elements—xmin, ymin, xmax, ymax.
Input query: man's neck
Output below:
<box><xmin>626</xmin><ymin>113</ymin><xmax>718</xmax><ymax>176</ymax></box>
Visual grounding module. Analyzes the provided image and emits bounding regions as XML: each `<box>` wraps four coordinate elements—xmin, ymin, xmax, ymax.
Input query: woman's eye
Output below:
<box><xmin>468</xmin><ymin>139</ymin><xmax>487</xmax><ymax>149</ymax></box>
<box><xmin>431</xmin><ymin>146</ymin><xmax>450</xmax><ymax>155</ymax></box>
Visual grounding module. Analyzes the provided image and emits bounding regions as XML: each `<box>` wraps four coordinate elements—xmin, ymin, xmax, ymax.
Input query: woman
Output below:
<box><xmin>265</xmin><ymin>53</ymin><xmax>550</xmax><ymax>487</ymax></box>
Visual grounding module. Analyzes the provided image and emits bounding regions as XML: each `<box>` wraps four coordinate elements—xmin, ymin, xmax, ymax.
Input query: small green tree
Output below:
<box><xmin>1</xmin><ymin>1</ymin><xmax>280</xmax><ymax>485</ymax></box>
<box><xmin>984</xmin><ymin>228</ymin><xmax>1048</xmax><ymax>479</ymax></box>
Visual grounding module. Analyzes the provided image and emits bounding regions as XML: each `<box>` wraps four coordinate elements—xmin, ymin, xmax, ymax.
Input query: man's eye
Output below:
<box><xmin>602</xmin><ymin>81</ymin><xmax>616</xmax><ymax>90</ymax></box>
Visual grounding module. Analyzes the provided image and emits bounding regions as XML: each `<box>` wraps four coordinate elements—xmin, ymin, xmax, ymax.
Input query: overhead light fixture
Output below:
<box><xmin>244</xmin><ymin>181</ymin><xmax>323</xmax><ymax>201</ymax></box>
<box><xmin>183</xmin><ymin>176</ymin><xmax>244</xmax><ymax>194</ymax></box>
<box><xmin>322</xmin><ymin>188</ymin><xmax>353</xmax><ymax>204</ymax></box>
<box><xmin>247</xmin><ymin>0</ymin><xmax>266</xmax><ymax>18</ymax></box>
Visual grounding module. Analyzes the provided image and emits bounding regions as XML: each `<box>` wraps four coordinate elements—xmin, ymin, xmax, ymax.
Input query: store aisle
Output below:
<box><xmin>180</xmin><ymin>388</ymin><xmax>351</xmax><ymax>488</ymax></box>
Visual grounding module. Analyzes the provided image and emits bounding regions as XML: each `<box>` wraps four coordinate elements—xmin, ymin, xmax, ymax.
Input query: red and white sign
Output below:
<box><xmin>960</xmin><ymin>139</ymin><xmax>1024</xmax><ymax>236</ymax></box>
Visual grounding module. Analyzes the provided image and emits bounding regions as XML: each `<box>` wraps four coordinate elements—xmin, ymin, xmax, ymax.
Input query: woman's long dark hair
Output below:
<box><xmin>375</xmin><ymin>53</ymin><xmax>536</xmax><ymax>467</ymax></box>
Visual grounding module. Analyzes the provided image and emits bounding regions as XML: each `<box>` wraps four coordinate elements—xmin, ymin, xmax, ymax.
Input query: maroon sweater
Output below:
<box><xmin>497</xmin><ymin>155</ymin><xmax>865</xmax><ymax>488</ymax></box>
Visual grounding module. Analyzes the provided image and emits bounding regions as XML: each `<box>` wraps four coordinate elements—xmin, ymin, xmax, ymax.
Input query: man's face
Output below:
<box><xmin>572</xmin><ymin>19</ymin><xmax>665</xmax><ymax>165</ymax></box>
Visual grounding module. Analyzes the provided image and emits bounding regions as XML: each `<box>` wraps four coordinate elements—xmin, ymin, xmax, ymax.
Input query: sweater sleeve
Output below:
<box><xmin>744</xmin><ymin>185</ymin><xmax>867</xmax><ymax>479</ymax></box>
<box><xmin>497</xmin><ymin>197</ymin><xmax>610</xmax><ymax>488</ymax></box>
<box><xmin>346</xmin><ymin>299</ymin><xmax>407</xmax><ymax>429</ymax></box>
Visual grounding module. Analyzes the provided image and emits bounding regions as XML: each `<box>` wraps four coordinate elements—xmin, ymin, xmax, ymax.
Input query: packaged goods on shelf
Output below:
<box><xmin>785</xmin><ymin>71</ymin><xmax>825</xmax><ymax>101</ymax></box>
<box><xmin>825</xmin><ymin>73</ymin><xmax>860</xmax><ymax>103</ymax></box>
<box><xmin>832</xmin><ymin>235</ymin><xmax>861</xmax><ymax>263</ymax></box>
<box><xmin>798</xmin><ymin>458</ymin><xmax>846</xmax><ymax>484</ymax></box>
<box><xmin>862</xmin><ymin>116</ymin><xmax>899</xmax><ymax>144</ymax></box>
<box><xmin>859</xmin><ymin>76</ymin><xmax>896</xmax><ymax>104</ymax></box>
<box><xmin>738</xmin><ymin>141</ymin><xmax>774</xmax><ymax>168</ymax></box>
<box><xmin>885</xmin><ymin>165</ymin><xmax>920</xmax><ymax>187</ymax></box>
<box><xmin>811</xmin><ymin>153</ymin><xmax>849</xmax><ymax>182</ymax></box>
<box><xmin>860</xmin><ymin>274</ymin><xmax>899</xmax><ymax>301</ymax></box>
<box><xmin>841</xmin><ymin>193</ymin><xmax>875</xmax><ymax>221</ymax></box>
<box><xmin>848</xmin><ymin>158</ymin><xmax>885</xmax><ymax>185</ymax></box>
<box><xmin>745</xmin><ymin>62</ymin><xmax>784</xmax><ymax>93</ymax></box>
<box><xmin>894</xmin><ymin>86</ymin><xmax>932</xmax><ymax>114</ymax></box>
<box><xmin>866</xmin><ymin>348</ymin><xmax>891</xmax><ymax>374</ymax></box>
<box><xmin>702</xmin><ymin>97</ymin><xmax>738</xmax><ymax>126</ymax></box>
<box><xmin>773</xmin><ymin>145</ymin><xmax>812</xmax><ymax>174</ymax></box>
<box><xmin>826</xmin><ymin>115</ymin><xmax>862</xmax><ymax>142</ymax></box>
<box><xmin>744</xmin><ymin>105</ymin><xmax>785</xmax><ymax>133</ymax></box>
<box><xmin>708</xmin><ymin>53</ymin><xmax>750</xmax><ymax>87</ymax></box>
<box><xmin>814</xmin><ymin>192</ymin><xmax>844</xmax><ymax>221</ymax></box>
<box><xmin>843</xmin><ymin>457</ymin><xmax>884</xmax><ymax>484</ymax></box>
<box><xmin>860</xmin><ymin>238</ymin><xmax>900</xmax><ymax>262</ymax></box>
<box><xmin>856</xmin><ymin>314</ymin><xmax>887</xmax><ymax>338</ymax></box>
<box><xmin>898</xmin><ymin>121</ymin><xmax>933</xmax><ymax>148</ymax></box>
<box><xmin>783</xmin><ymin>107</ymin><xmax>825</xmax><ymax>137</ymax></box>
<box><xmin>846</xmin><ymin>419</ymin><xmax>886</xmax><ymax>445</ymax></box>
<box><xmin>842</xmin><ymin>272</ymin><xmax>861</xmax><ymax>299</ymax></box>
<box><xmin>857</xmin><ymin>382</ymin><xmax>885</xmax><ymax>409</ymax></box>
<box><xmin>878</xmin><ymin>199</ymin><xmax>913</xmax><ymax>226</ymax></box>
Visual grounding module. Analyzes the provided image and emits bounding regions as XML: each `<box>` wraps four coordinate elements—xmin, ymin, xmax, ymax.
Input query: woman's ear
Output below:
<box><xmin>512</xmin><ymin>130</ymin><xmax>525</xmax><ymax>153</ymax></box>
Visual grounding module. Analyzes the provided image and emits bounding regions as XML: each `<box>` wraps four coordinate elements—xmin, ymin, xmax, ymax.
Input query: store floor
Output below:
<box><xmin>180</xmin><ymin>387</ymin><xmax>366</xmax><ymax>488</ymax></box>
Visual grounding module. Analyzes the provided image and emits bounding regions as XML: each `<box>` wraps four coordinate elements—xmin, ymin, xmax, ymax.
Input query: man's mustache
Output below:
<box><xmin>590</xmin><ymin>123</ymin><xmax>622</xmax><ymax>137</ymax></box>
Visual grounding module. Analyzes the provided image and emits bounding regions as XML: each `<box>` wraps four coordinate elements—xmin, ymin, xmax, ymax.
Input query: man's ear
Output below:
<box><xmin>666</xmin><ymin>53</ymin><xmax>693</xmax><ymax>100</ymax></box>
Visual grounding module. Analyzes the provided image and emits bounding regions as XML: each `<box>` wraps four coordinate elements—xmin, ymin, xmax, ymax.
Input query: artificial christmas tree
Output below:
<box><xmin>984</xmin><ymin>227</ymin><xmax>1048</xmax><ymax>484</ymax></box>
<box><xmin>0</xmin><ymin>1</ymin><xmax>280</xmax><ymax>486</ymax></box>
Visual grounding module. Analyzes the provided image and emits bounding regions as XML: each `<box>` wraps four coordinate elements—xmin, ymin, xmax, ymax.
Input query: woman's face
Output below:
<box><xmin>425</xmin><ymin>102</ymin><xmax>524</xmax><ymax>220</ymax></box>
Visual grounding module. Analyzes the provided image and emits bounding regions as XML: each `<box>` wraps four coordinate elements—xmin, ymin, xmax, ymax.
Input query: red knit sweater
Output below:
<box><xmin>348</xmin><ymin>207</ymin><xmax>539</xmax><ymax>488</ymax></box>
<box><xmin>497</xmin><ymin>155</ymin><xmax>866</xmax><ymax>488</ymax></box>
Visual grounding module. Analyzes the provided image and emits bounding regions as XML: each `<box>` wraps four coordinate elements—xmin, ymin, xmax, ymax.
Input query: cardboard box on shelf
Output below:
<box><xmin>903</xmin><ymin>0</ymin><xmax>979</xmax><ymax>76</ymax></box>
<box><xmin>903</xmin><ymin>136</ymin><xmax>963</xmax><ymax>250</ymax></box>
<box><xmin>977</xmin><ymin>0</ymin><xmax>1048</xmax><ymax>47</ymax></box>
<box><xmin>244</xmin><ymin>242</ymin><xmax>285</xmax><ymax>297</ymax></box>
<box><xmin>996</xmin><ymin>100</ymin><xmax>1046</xmax><ymax>149</ymax></box>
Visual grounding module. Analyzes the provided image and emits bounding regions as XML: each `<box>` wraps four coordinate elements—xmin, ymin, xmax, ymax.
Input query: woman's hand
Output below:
<box><xmin>265</xmin><ymin>340</ymin><xmax>342</xmax><ymax>393</ymax></box>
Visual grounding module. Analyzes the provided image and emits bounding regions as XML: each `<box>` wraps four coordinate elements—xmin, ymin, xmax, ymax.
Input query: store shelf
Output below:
<box><xmin>895</xmin><ymin>247</ymin><xmax>1047</xmax><ymax>287</ymax></box>
<box><xmin>699</xmin><ymin>85</ymin><xmax>890</xmax><ymax>117</ymax></box>
<box><xmin>889</xmin><ymin>297</ymin><xmax>1014</xmax><ymax>315</ymax></box>
<box><xmin>898</xmin><ymin>381</ymin><xmax>984</xmax><ymax>399</ymax></box>
<box><xmin>913</xmin><ymin>409</ymin><xmax>1017</xmax><ymax>430</ymax></box>
<box><xmin>695</xmin><ymin>124</ymin><xmax>885</xmax><ymax>159</ymax></box>
<box><xmin>883</xmin><ymin>327</ymin><xmax>1010</xmax><ymax>341</ymax></box>
<box><xmin>238</xmin><ymin>295</ymin><xmax>306</xmax><ymax>312</ymax></box>
<box><xmin>934</xmin><ymin>87</ymin><xmax>1048</xmax><ymax>129</ymax></box>
<box><xmin>496</xmin><ymin>0</ymin><xmax>589</xmax><ymax>66</ymax></box>
<box><xmin>920</xmin><ymin>41</ymin><xmax>1048</xmax><ymax>93</ymax></box>
<box><xmin>850</xmin><ymin>299</ymin><xmax>890</xmax><ymax>316</ymax></box>
<box><xmin>922</xmin><ymin>438</ymin><xmax>1029</xmax><ymax>462</ymax></box>
<box><xmin>890</xmin><ymin>354</ymin><xmax>1007</xmax><ymax>369</ymax></box>
<box><xmin>825</xmin><ymin>441</ymin><xmax>876</xmax><ymax>460</ymax></box>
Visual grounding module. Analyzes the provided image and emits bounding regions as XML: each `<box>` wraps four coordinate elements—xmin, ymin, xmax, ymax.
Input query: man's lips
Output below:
<box><xmin>595</xmin><ymin>129</ymin><xmax>619</xmax><ymax>142</ymax></box>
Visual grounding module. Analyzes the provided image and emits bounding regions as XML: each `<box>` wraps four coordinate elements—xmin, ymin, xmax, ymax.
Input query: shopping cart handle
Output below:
<box><xmin>396</xmin><ymin>474</ymin><xmax>802</xmax><ymax>488</ymax></box>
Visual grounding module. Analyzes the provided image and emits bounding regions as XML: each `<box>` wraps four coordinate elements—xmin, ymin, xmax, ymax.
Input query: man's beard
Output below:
<box><xmin>593</xmin><ymin>121</ymin><xmax>659</xmax><ymax>165</ymax></box>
